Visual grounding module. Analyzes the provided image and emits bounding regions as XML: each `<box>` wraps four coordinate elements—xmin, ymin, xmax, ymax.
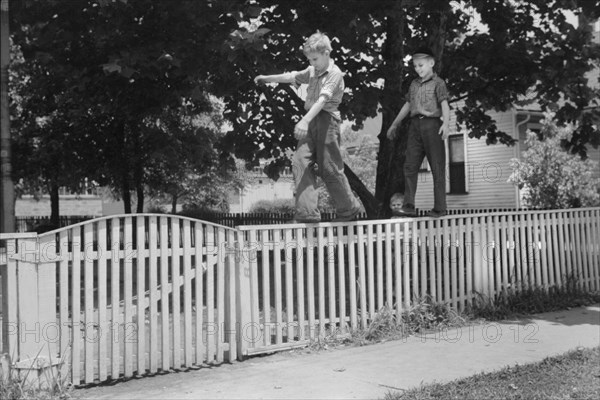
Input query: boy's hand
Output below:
<box><xmin>386</xmin><ymin>124</ymin><xmax>398</xmax><ymax>140</ymax></box>
<box><xmin>254</xmin><ymin>75</ymin><xmax>267</xmax><ymax>85</ymax></box>
<box><xmin>294</xmin><ymin>119</ymin><xmax>309</xmax><ymax>140</ymax></box>
<box><xmin>439</xmin><ymin>124</ymin><xmax>450</xmax><ymax>140</ymax></box>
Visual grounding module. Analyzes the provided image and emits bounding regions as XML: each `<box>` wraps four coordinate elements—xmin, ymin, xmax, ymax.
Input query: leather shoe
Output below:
<box><xmin>397</xmin><ymin>204</ymin><xmax>417</xmax><ymax>217</ymax></box>
<box><xmin>333</xmin><ymin>208</ymin><xmax>362</xmax><ymax>222</ymax></box>
<box><xmin>427</xmin><ymin>209</ymin><xmax>446</xmax><ymax>218</ymax></box>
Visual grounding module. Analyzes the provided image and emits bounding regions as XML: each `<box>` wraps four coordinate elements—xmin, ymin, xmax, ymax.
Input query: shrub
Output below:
<box><xmin>508</xmin><ymin>112</ymin><xmax>600</xmax><ymax>209</ymax></box>
<box><xmin>249</xmin><ymin>198</ymin><xmax>295</xmax><ymax>214</ymax></box>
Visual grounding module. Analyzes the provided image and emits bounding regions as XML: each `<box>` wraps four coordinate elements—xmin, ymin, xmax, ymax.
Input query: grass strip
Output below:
<box><xmin>384</xmin><ymin>346</ymin><xmax>600</xmax><ymax>400</ymax></box>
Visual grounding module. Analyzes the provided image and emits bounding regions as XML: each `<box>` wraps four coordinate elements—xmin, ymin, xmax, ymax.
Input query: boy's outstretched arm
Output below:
<box><xmin>294</xmin><ymin>95</ymin><xmax>327</xmax><ymax>140</ymax></box>
<box><xmin>386</xmin><ymin>102</ymin><xmax>410</xmax><ymax>140</ymax></box>
<box><xmin>254</xmin><ymin>72</ymin><xmax>296</xmax><ymax>85</ymax></box>
<box><xmin>439</xmin><ymin>99</ymin><xmax>450</xmax><ymax>140</ymax></box>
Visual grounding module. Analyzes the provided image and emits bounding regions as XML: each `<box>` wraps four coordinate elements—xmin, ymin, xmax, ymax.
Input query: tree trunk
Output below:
<box><xmin>132</xmin><ymin>123</ymin><xmax>145</xmax><ymax>213</ymax></box>
<box><xmin>427</xmin><ymin>0</ymin><xmax>450</xmax><ymax>71</ymax></box>
<box><xmin>136</xmin><ymin>182</ymin><xmax>144</xmax><ymax>213</ymax></box>
<box><xmin>122</xmin><ymin>178</ymin><xmax>131</xmax><ymax>213</ymax></box>
<box><xmin>114</xmin><ymin>120</ymin><xmax>132</xmax><ymax>213</ymax></box>
<box><xmin>0</xmin><ymin>0</ymin><xmax>15</xmax><ymax>233</ymax></box>
<box><xmin>344</xmin><ymin>164</ymin><xmax>379</xmax><ymax>218</ymax></box>
<box><xmin>49</xmin><ymin>182</ymin><xmax>59</xmax><ymax>227</ymax></box>
<box><xmin>375</xmin><ymin>5</ymin><xmax>407</xmax><ymax>218</ymax></box>
<box><xmin>171</xmin><ymin>194</ymin><xmax>178</xmax><ymax>214</ymax></box>
<box><xmin>134</xmin><ymin>163</ymin><xmax>144</xmax><ymax>213</ymax></box>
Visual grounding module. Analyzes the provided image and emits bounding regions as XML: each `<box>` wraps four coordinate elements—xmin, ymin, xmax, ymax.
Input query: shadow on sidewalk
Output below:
<box><xmin>499</xmin><ymin>304</ymin><xmax>600</xmax><ymax>327</ymax></box>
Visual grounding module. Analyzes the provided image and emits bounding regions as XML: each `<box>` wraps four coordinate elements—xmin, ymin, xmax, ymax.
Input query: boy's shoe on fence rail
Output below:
<box><xmin>427</xmin><ymin>209</ymin><xmax>447</xmax><ymax>218</ymax></box>
<box><xmin>396</xmin><ymin>204</ymin><xmax>417</xmax><ymax>217</ymax></box>
<box><xmin>333</xmin><ymin>207</ymin><xmax>362</xmax><ymax>222</ymax></box>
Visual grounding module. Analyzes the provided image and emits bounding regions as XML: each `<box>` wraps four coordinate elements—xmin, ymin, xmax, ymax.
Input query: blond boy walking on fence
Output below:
<box><xmin>254</xmin><ymin>31</ymin><xmax>362</xmax><ymax>223</ymax></box>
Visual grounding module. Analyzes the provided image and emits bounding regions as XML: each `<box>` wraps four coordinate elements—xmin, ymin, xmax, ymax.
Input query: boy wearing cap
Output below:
<box><xmin>386</xmin><ymin>47</ymin><xmax>450</xmax><ymax>218</ymax></box>
<box><xmin>254</xmin><ymin>31</ymin><xmax>362</xmax><ymax>223</ymax></box>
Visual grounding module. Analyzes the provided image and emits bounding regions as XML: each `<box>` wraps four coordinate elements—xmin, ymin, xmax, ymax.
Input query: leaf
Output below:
<box><xmin>254</xmin><ymin>28</ymin><xmax>271</xmax><ymax>37</ymax></box>
<box><xmin>102</xmin><ymin>62</ymin><xmax>121</xmax><ymax>74</ymax></box>
<box><xmin>120</xmin><ymin>66</ymin><xmax>136</xmax><ymax>78</ymax></box>
<box><xmin>34</xmin><ymin>51</ymin><xmax>53</xmax><ymax>63</ymax></box>
<box><xmin>246</xmin><ymin>6</ymin><xmax>262</xmax><ymax>18</ymax></box>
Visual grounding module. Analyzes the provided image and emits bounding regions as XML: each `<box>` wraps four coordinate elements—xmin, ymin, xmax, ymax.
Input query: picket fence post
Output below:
<box><xmin>1</xmin><ymin>237</ymin><xmax>19</xmax><ymax>359</ymax></box>
<box><xmin>2</xmin><ymin>234</ymin><xmax>61</xmax><ymax>386</ymax></box>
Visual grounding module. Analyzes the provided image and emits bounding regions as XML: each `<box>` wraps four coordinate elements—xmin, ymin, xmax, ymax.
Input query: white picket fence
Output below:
<box><xmin>235</xmin><ymin>208</ymin><xmax>600</xmax><ymax>355</ymax></box>
<box><xmin>0</xmin><ymin>208</ymin><xmax>599</xmax><ymax>385</ymax></box>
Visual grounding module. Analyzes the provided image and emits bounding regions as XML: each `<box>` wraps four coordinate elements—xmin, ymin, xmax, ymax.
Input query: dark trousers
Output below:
<box><xmin>292</xmin><ymin>111</ymin><xmax>360</xmax><ymax>220</ymax></box>
<box><xmin>403</xmin><ymin>117</ymin><xmax>447</xmax><ymax>212</ymax></box>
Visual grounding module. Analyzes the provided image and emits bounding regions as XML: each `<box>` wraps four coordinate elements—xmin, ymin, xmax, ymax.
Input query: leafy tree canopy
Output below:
<box><xmin>8</xmin><ymin>0</ymin><xmax>600</xmax><ymax>218</ymax></box>
<box><xmin>9</xmin><ymin>0</ymin><xmax>245</xmax><ymax>213</ymax></box>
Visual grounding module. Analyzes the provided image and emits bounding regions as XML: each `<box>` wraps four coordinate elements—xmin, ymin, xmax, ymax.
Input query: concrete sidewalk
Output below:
<box><xmin>79</xmin><ymin>305</ymin><xmax>600</xmax><ymax>400</ymax></box>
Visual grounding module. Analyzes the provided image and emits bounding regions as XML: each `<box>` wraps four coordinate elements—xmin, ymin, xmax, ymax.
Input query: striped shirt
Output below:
<box><xmin>294</xmin><ymin>60</ymin><xmax>344</xmax><ymax>121</ymax></box>
<box><xmin>406</xmin><ymin>73</ymin><xmax>449</xmax><ymax>118</ymax></box>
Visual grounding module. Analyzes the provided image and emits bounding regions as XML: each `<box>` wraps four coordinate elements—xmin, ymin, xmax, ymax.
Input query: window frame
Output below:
<box><xmin>446</xmin><ymin>132</ymin><xmax>468</xmax><ymax>195</ymax></box>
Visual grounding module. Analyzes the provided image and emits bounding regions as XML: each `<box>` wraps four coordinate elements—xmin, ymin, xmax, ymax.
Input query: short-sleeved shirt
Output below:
<box><xmin>405</xmin><ymin>73</ymin><xmax>448</xmax><ymax>118</ymax></box>
<box><xmin>294</xmin><ymin>60</ymin><xmax>344</xmax><ymax>121</ymax></box>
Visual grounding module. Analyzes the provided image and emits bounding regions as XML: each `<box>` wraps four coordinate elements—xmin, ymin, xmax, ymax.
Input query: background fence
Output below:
<box><xmin>1</xmin><ymin>207</ymin><xmax>598</xmax><ymax>386</ymax></box>
<box><xmin>15</xmin><ymin>215</ymin><xmax>98</xmax><ymax>233</ymax></box>
<box><xmin>16</xmin><ymin>208</ymin><xmax>534</xmax><ymax>231</ymax></box>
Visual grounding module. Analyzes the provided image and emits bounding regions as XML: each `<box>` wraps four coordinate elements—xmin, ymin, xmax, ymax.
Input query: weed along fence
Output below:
<box><xmin>0</xmin><ymin>208</ymin><xmax>599</xmax><ymax>386</ymax></box>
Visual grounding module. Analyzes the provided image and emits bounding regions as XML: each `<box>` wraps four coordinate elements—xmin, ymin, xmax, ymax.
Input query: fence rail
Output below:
<box><xmin>1</xmin><ymin>208</ymin><xmax>599</xmax><ymax>386</ymax></box>
<box><xmin>190</xmin><ymin>208</ymin><xmax>534</xmax><ymax>227</ymax></box>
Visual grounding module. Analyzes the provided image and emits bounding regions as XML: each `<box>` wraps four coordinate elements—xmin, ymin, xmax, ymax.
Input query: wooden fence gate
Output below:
<box><xmin>1</xmin><ymin>215</ymin><xmax>238</xmax><ymax>385</ymax></box>
<box><xmin>1</xmin><ymin>208</ymin><xmax>599</xmax><ymax>385</ymax></box>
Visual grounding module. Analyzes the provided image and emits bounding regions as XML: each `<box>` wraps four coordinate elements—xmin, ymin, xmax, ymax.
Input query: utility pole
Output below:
<box><xmin>0</xmin><ymin>0</ymin><xmax>15</xmax><ymax>233</ymax></box>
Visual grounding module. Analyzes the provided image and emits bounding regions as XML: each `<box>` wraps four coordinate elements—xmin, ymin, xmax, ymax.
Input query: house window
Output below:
<box><xmin>519</xmin><ymin>121</ymin><xmax>542</xmax><ymax>153</ymax></box>
<box><xmin>448</xmin><ymin>134</ymin><xmax>466</xmax><ymax>194</ymax></box>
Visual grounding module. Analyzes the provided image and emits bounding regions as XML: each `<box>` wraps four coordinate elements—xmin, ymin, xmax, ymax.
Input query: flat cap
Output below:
<box><xmin>412</xmin><ymin>46</ymin><xmax>434</xmax><ymax>58</ymax></box>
